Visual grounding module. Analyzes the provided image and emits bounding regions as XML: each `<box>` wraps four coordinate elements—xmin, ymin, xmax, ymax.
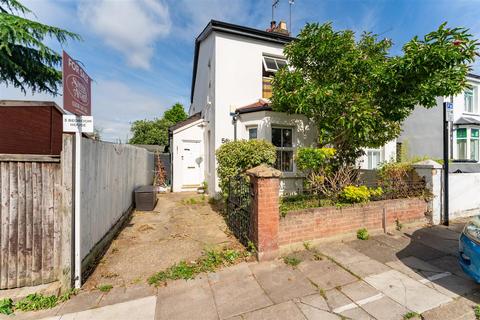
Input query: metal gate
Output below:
<box><xmin>226</xmin><ymin>175</ymin><xmax>251</xmax><ymax>246</ymax></box>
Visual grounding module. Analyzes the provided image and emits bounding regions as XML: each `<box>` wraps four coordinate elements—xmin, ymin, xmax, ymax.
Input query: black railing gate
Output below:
<box><xmin>226</xmin><ymin>176</ymin><xmax>252</xmax><ymax>247</ymax></box>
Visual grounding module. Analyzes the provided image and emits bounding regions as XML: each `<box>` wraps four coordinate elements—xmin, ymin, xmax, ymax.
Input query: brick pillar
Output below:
<box><xmin>247</xmin><ymin>164</ymin><xmax>281</xmax><ymax>261</ymax></box>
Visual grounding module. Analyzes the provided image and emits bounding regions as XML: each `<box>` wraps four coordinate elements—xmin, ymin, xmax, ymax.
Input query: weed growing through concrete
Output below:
<box><xmin>148</xmin><ymin>248</ymin><xmax>246</xmax><ymax>286</ymax></box>
<box><xmin>283</xmin><ymin>256</ymin><xmax>302</xmax><ymax>268</ymax></box>
<box><xmin>0</xmin><ymin>298</ymin><xmax>13</xmax><ymax>315</ymax></box>
<box><xmin>403</xmin><ymin>311</ymin><xmax>419</xmax><ymax>319</ymax></box>
<box><xmin>395</xmin><ymin>219</ymin><xmax>404</xmax><ymax>231</ymax></box>
<box><xmin>97</xmin><ymin>284</ymin><xmax>113</xmax><ymax>293</ymax></box>
<box><xmin>357</xmin><ymin>228</ymin><xmax>369</xmax><ymax>240</ymax></box>
<box><xmin>303</xmin><ymin>241</ymin><xmax>312</xmax><ymax>251</ymax></box>
<box><xmin>12</xmin><ymin>289</ymin><xmax>77</xmax><ymax>313</ymax></box>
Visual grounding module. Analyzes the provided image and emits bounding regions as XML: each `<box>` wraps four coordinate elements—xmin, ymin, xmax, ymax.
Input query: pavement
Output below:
<box><xmin>6</xmin><ymin>219</ymin><xmax>480</xmax><ymax>320</ymax></box>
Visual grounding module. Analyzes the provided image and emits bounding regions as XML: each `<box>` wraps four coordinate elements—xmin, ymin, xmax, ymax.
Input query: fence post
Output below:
<box><xmin>412</xmin><ymin>160</ymin><xmax>442</xmax><ymax>225</ymax></box>
<box><xmin>60</xmin><ymin>134</ymin><xmax>74</xmax><ymax>291</ymax></box>
<box><xmin>246</xmin><ymin>165</ymin><xmax>281</xmax><ymax>261</ymax></box>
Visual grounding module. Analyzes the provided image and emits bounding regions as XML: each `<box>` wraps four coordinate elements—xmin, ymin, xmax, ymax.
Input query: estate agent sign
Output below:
<box><xmin>63</xmin><ymin>51</ymin><xmax>91</xmax><ymax>116</ymax></box>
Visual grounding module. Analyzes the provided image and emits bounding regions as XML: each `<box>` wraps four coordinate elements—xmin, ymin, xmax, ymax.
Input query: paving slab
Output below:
<box><xmin>324</xmin><ymin>288</ymin><xmax>354</xmax><ymax>311</ymax></box>
<box><xmin>386</xmin><ymin>256</ymin><xmax>444</xmax><ymax>280</ymax></box>
<box><xmin>425</xmin><ymin>274</ymin><xmax>478</xmax><ymax>299</ymax></box>
<box><xmin>294</xmin><ymin>301</ymin><xmax>340</xmax><ymax>320</ymax></box>
<box><xmin>340</xmin><ymin>307</ymin><xmax>375</xmax><ymax>320</ymax></box>
<box><xmin>156</xmin><ymin>277</ymin><xmax>218</xmax><ymax>320</ymax></box>
<box><xmin>209</xmin><ymin>263</ymin><xmax>272</xmax><ymax>319</ymax></box>
<box><xmin>298</xmin><ymin>259</ymin><xmax>357</xmax><ymax>290</ymax></box>
<box><xmin>339</xmin><ymin>280</ymin><xmax>381</xmax><ymax>302</ymax></box>
<box><xmin>427</xmin><ymin>255</ymin><xmax>472</xmax><ymax>280</ymax></box>
<box><xmin>422</xmin><ymin>298</ymin><xmax>476</xmax><ymax>320</ymax></box>
<box><xmin>242</xmin><ymin>301</ymin><xmax>305</xmax><ymax>320</ymax></box>
<box><xmin>316</xmin><ymin>243</ymin><xmax>371</xmax><ymax>265</ymax></box>
<box><xmin>395</xmin><ymin>240</ymin><xmax>447</xmax><ymax>261</ymax></box>
<box><xmin>373</xmin><ymin>234</ymin><xmax>412</xmax><ymax>251</ymax></box>
<box><xmin>364</xmin><ymin>270</ymin><xmax>452</xmax><ymax>313</ymax></box>
<box><xmin>348</xmin><ymin>239</ymin><xmax>400</xmax><ymax>263</ymax></box>
<box><xmin>45</xmin><ymin>296</ymin><xmax>156</xmax><ymax>320</ymax></box>
<box><xmin>297</xmin><ymin>294</ymin><xmax>329</xmax><ymax>311</ymax></box>
<box><xmin>405</xmin><ymin>228</ymin><xmax>459</xmax><ymax>256</ymax></box>
<box><xmin>344</xmin><ymin>258</ymin><xmax>391</xmax><ymax>278</ymax></box>
<box><xmin>360</xmin><ymin>296</ymin><xmax>410</xmax><ymax>320</ymax></box>
<box><xmin>249</xmin><ymin>260</ymin><xmax>317</xmax><ymax>303</ymax></box>
<box><xmin>56</xmin><ymin>290</ymin><xmax>103</xmax><ymax>315</ymax></box>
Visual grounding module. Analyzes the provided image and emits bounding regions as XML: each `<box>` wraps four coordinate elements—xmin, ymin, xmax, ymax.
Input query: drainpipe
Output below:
<box><xmin>231</xmin><ymin>112</ymin><xmax>239</xmax><ymax>141</ymax></box>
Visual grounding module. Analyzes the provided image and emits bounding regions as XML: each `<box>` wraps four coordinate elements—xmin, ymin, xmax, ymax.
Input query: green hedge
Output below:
<box><xmin>216</xmin><ymin>140</ymin><xmax>276</xmax><ymax>195</ymax></box>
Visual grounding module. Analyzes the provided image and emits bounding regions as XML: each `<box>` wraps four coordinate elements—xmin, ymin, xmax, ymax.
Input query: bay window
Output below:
<box><xmin>272</xmin><ymin>127</ymin><xmax>293</xmax><ymax>172</ymax></box>
<box><xmin>456</xmin><ymin>127</ymin><xmax>480</xmax><ymax>161</ymax></box>
<box><xmin>457</xmin><ymin>128</ymin><xmax>467</xmax><ymax>159</ymax></box>
<box><xmin>471</xmin><ymin>129</ymin><xmax>479</xmax><ymax>161</ymax></box>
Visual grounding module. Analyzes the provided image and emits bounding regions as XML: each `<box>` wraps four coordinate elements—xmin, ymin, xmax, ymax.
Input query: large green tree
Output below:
<box><xmin>129</xmin><ymin>103</ymin><xmax>187</xmax><ymax>145</ymax></box>
<box><xmin>0</xmin><ymin>0</ymin><xmax>80</xmax><ymax>95</ymax></box>
<box><xmin>272</xmin><ymin>22</ymin><xmax>478</xmax><ymax>164</ymax></box>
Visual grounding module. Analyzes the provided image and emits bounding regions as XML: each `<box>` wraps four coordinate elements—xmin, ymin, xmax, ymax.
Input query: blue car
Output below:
<box><xmin>459</xmin><ymin>216</ymin><xmax>480</xmax><ymax>283</ymax></box>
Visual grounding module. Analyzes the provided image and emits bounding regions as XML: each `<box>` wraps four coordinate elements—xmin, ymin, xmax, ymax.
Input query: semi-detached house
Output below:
<box><xmin>171</xmin><ymin>20</ymin><xmax>396</xmax><ymax>195</ymax></box>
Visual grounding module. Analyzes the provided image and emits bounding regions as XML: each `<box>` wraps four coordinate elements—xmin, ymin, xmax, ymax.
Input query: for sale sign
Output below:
<box><xmin>62</xmin><ymin>51</ymin><xmax>91</xmax><ymax>116</ymax></box>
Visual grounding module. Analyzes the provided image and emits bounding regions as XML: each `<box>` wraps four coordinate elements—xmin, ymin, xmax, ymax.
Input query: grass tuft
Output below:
<box><xmin>475</xmin><ymin>305</ymin><xmax>480</xmax><ymax>320</ymax></box>
<box><xmin>403</xmin><ymin>311</ymin><xmax>419</xmax><ymax>319</ymax></box>
<box><xmin>283</xmin><ymin>256</ymin><xmax>302</xmax><ymax>268</ymax></box>
<box><xmin>148</xmin><ymin>248</ymin><xmax>246</xmax><ymax>286</ymax></box>
<box><xmin>97</xmin><ymin>284</ymin><xmax>113</xmax><ymax>293</ymax></box>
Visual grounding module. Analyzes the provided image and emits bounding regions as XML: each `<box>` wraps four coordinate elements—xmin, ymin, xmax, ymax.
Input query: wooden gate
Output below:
<box><xmin>0</xmin><ymin>151</ymin><xmax>72</xmax><ymax>289</ymax></box>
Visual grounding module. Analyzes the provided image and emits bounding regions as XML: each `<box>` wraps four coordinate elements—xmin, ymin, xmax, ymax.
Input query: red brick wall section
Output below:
<box><xmin>278</xmin><ymin>198</ymin><xmax>427</xmax><ymax>246</ymax></box>
<box><xmin>249</xmin><ymin>176</ymin><xmax>280</xmax><ymax>261</ymax></box>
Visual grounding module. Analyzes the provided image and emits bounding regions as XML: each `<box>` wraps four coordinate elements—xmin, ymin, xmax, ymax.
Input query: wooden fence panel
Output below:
<box><xmin>0</xmin><ymin>160</ymin><xmax>63</xmax><ymax>289</ymax></box>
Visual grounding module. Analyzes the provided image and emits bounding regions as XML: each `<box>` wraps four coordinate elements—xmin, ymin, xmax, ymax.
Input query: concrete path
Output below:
<box><xmin>11</xmin><ymin>219</ymin><xmax>480</xmax><ymax>320</ymax></box>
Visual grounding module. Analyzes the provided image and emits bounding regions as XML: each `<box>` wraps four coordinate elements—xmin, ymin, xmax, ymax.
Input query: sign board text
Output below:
<box><xmin>63</xmin><ymin>115</ymin><xmax>94</xmax><ymax>133</ymax></box>
<box><xmin>63</xmin><ymin>51</ymin><xmax>92</xmax><ymax>116</ymax></box>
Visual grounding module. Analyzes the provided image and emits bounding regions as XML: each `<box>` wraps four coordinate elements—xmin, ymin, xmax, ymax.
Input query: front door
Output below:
<box><xmin>181</xmin><ymin>140</ymin><xmax>201</xmax><ymax>188</ymax></box>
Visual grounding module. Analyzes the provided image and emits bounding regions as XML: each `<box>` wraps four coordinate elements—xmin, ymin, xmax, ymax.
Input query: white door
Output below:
<box><xmin>181</xmin><ymin>140</ymin><xmax>201</xmax><ymax>187</ymax></box>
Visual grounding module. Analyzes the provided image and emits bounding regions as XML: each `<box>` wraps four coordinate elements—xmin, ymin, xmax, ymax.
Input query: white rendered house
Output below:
<box><xmin>171</xmin><ymin>20</ymin><xmax>396</xmax><ymax>194</ymax></box>
<box><xmin>399</xmin><ymin>74</ymin><xmax>480</xmax><ymax>164</ymax></box>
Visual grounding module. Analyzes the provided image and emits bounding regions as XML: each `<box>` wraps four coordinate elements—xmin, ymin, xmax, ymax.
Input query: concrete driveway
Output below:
<box><xmin>11</xmin><ymin>218</ymin><xmax>480</xmax><ymax>320</ymax></box>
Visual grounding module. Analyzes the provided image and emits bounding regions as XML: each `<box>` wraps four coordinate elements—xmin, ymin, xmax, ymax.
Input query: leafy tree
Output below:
<box><xmin>272</xmin><ymin>22</ymin><xmax>478</xmax><ymax>164</ymax></box>
<box><xmin>129</xmin><ymin>103</ymin><xmax>187</xmax><ymax>145</ymax></box>
<box><xmin>0</xmin><ymin>0</ymin><xmax>81</xmax><ymax>95</ymax></box>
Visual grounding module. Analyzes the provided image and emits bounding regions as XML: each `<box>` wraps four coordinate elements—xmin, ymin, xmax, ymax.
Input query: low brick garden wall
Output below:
<box><xmin>278</xmin><ymin>198</ymin><xmax>428</xmax><ymax>246</ymax></box>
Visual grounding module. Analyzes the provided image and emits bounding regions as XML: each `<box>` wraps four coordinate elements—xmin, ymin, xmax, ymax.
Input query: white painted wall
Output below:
<box><xmin>171</xmin><ymin>120</ymin><xmax>205</xmax><ymax>192</ymax></box>
<box><xmin>356</xmin><ymin>140</ymin><xmax>397</xmax><ymax>169</ymax></box>
<box><xmin>80</xmin><ymin>139</ymin><xmax>154</xmax><ymax>260</ymax></box>
<box><xmin>450</xmin><ymin>172</ymin><xmax>480</xmax><ymax>219</ymax></box>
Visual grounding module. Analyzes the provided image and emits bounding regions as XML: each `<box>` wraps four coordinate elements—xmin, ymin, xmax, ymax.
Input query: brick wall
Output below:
<box><xmin>278</xmin><ymin>198</ymin><xmax>427</xmax><ymax>246</ymax></box>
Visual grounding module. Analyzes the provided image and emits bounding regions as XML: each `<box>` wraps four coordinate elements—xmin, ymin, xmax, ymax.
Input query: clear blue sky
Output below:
<box><xmin>1</xmin><ymin>0</ymin><xmax>479</xmax><ymax>142</ymax></box>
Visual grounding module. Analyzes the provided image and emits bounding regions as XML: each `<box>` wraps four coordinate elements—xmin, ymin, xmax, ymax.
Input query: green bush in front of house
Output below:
<box><xmin>216</xmin><ymin>140</ymin><xmax>276</xmax><ymax>196</ymax></box>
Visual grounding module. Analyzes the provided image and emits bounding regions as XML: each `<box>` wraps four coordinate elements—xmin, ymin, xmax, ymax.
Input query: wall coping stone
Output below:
<box><xmin>246</xmin><ymin>164</ymin><xmax>281</xmax><ymax>178</ymax></box>
<box><xmin>413</xmin><ymin>160</ymin><xmax>442</xmax><ymax>169</ymax></box>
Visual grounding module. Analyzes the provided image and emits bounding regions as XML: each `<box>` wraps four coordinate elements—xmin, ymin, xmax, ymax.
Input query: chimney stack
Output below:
<box><xmin>267</xmin><ymin>20</ymin><xmax>289</xmax><ymax>35</ymax></box>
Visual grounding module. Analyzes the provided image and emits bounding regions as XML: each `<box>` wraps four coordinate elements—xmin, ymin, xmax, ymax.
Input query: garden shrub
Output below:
<box><xmin>339</xmin><ymin>185</ymin><xmax>383</xmax><ymax>204</ymax></box>
<box><xmin>216</xmin><ymin>140</ymin><xmax>276</xmax><ymax>195</ymax></box>
<box><xmin>295</xmin><ymin>147</ymin><xmax>336</xmax><ymax>193</ymax></box>
<box><xmin>357</xmin><ymin>228</ymin><xmax>369</xmax><ymax>240</ymax></box>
